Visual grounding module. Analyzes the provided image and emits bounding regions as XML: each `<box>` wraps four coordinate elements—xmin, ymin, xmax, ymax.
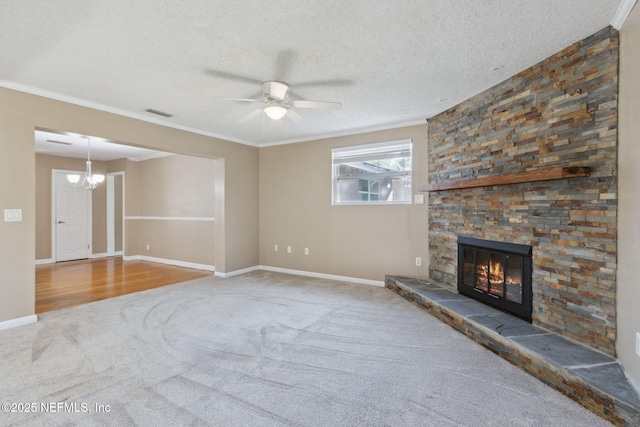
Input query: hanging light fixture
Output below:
<box><xmin>67</xmin><ymin>138</ymin><xmax>104</xmax><ymax>190</ymax></box>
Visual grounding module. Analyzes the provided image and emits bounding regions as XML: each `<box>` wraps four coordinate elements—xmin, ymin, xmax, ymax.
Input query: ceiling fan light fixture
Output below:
<box><xmin>264</xmin><ymin>102</ymin><xmax>287</xmax><ymax>120</ymax></box>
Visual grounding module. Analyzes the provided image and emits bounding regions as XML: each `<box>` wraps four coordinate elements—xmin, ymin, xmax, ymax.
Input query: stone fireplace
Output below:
<box><xmin>425</xmin><ymin>27</ymin><xmax>618</xmax><ymax>356</ymax></box>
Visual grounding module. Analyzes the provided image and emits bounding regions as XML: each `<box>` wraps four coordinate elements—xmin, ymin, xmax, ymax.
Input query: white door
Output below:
<box><xmin>55</xmin><ymin>172</ymin><xmax>90</xmax><ymax>261</ymax></box>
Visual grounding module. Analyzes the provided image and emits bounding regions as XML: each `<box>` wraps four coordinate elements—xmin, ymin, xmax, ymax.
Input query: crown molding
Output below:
<box><xmin>0</xmin><ymin>80</ymin><xmax>259</xmax><ymax>147</ymax></box>
<box><xmin>611</xmin><ymin>0</ymin><xmax>637</xmax><ymax>30</ymax></box>
<box><xmin>258</xmin><ymin>119</ymin><xmax>427</xmax><ymax>148</ymax></box>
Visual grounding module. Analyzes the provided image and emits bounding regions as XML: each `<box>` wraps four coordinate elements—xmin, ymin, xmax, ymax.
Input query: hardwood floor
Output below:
<box><xmin>36</xmin><ymin>257</ymin><xmax>213</xmax><ymax>313</ymax></box>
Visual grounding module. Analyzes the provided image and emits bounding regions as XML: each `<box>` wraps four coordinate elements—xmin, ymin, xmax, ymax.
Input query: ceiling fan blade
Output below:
<box><xmin>295</xmin><ymin>79</ymin><xmax>355</xmax><ymax>88</ymax></box>
<box><xmin>236</xmin><ymin>109</ymin><xmax>263</xmax><ymax>123</ymax></box>
<box><xmin>290</xmin><ymin>100</ymin><xmax>342</xmax><ymax>110</ymax></box>
<box><xmin>244</xmin><ymin>91</ymin><xmax>263</xmax><ymax>100</ymax></box>
<box><xmin>204</xmin><ymin>69</ymin><xmax>263</xmax><ymax>85</ymax></box>
<box><xmin>287</xmin><ymin>109</ymin><xmax>308</xmax><ymax>125</ymax></box>
<box><xmin>218</xmin><ymin>97</ymin><xmax>264</xmax><ymax>103</ymax></box>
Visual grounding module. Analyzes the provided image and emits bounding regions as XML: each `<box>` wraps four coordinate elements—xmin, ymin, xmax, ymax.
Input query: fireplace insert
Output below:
<box><xmin>458</xmin><ymin>236</ymin><xmax>532</xmax><ymax>322</ymax></box>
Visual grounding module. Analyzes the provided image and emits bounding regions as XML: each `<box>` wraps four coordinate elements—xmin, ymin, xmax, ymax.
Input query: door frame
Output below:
<box><xmin>106</xmin><ymin>171</ymin><xmax>125</xmax><ymax>256</ymax></box>
<box><xmin>51</xmin><ymin>169</ymin><xmax>93</xmax><ymax>262</ymax></box>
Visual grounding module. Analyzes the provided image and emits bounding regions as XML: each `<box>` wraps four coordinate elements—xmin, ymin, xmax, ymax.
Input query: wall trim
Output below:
<box><xmin>124</xmin><ymin>216</ymin><xmax>215</xmax><ymax>222</ymax></box>
<box><xmin>259</xmin><ymin>120</ymin><xmax>427</xmax><ymax>147</ymax></box>
<box><xmin>91</xmin><ymin>253</ymin><xmax>108</xmax><ymax>259</ymax></box>
<box><xmin>258</xmin><ymin>266</ymin><xmax>385</xmax><ymax>287</ymax></box>
<box><xmin>0</xmin><ymin>314</ymin><xmax>38</xmax><ymax>331</ymax></box>
<box><xmin>37</xmin><ymin>257</ymin><xmax>384</xmax><ymax>286</ymax></box>
<box><xmin>123</xmin><ymin>255</ymin><xmax>215</xmax><ymax>272</ymax></box>
<box><xmin>36</xmin><ymin>254</ymin><xmax>115</xmax><ymax>265</ymax></box>
<box><xmin>127</xmin><ymin>152</ymin><xmax>174</xmax><ymax>162</ymax></box>
<box><xmin>214</xmin><ymin>265</ymin><xmax>260</xmax><ymax>278</ymax></box>
<box><xmin>214</xmin><ymin>265</ymin><xmax>384</xmax><ymax>286</ymax></box>
<box><xmin>611</xmin><ymin>0</ymin><xmax>637</xmax><ymax>29</ymax></box>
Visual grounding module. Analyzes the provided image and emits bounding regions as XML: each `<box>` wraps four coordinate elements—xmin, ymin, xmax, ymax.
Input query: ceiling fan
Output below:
<box><xmin>224</xmin><ymin>80</ymin><xmax>342</xmax><ymax>123</ymax></box>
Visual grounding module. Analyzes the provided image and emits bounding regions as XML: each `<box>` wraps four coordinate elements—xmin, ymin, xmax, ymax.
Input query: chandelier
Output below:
<box><xmin>67</xmin><ymin>138</ymin><xmax>104</xmax><ymax>190</ymax></box>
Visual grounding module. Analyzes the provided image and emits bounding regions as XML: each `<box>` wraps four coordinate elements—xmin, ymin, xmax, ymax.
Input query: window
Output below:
<box><xmin>332</xmin><ymin>139</ymin><xmax>412</xmax><ymax>205</ymax></box>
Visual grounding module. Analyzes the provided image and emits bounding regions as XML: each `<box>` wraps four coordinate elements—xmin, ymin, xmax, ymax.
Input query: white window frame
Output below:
<box><xmin>332</xmin><ymin>139</ymin><xmax>412</xmax><ymax>205</ymax></box>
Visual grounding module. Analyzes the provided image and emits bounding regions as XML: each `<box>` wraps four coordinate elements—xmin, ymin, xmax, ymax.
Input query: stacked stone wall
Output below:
<box><xmin>427</xmin><ymin>27</ymin><xmax>618</xmax><ymax>355</ymax></box>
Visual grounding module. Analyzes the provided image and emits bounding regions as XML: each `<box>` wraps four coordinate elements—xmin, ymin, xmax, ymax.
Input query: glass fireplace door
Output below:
<box><xmin>458</xmin><ymin>236</ymin><xmax>532</xmax><ymax>322</ymax></box>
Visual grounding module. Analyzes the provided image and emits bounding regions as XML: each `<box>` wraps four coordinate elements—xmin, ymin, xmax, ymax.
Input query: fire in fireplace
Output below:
<box><xmin>458</xmin><ymin>237</ymin><xmax>532</xmax><ymax>322</ymax></box>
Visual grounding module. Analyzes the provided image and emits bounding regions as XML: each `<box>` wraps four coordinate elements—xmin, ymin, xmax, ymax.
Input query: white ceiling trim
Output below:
<box><xmin>7</xmin><ymin>78</ymin><xmax>425</xmax><ymax>149</ymax></box>
<box><xmin>127</xmin><ymin>152</ymin><xmax>175</xmax><ymax>162</ymax></box>
<box><xmin>9</xmin><ymin>77</ymin><xmax>426</xmax><ymax>149</ymax></box>
<box><xmin>611</xmin><ymin>0</ymin><xmax>638</xmax><ymax>29</ymax></box>
<box><xmin>0</xmin><ymin>80</ymin><xmax>259</xmax><ymax>148</ymax></box>
<box><xmin>259</xmin><ymin>119</ymin><xmax>427</xmax><ymax>148</ymax></box>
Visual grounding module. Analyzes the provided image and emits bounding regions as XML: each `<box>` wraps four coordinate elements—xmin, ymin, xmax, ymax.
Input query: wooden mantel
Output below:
<box><xmin>418</xmin><ymin>166</ymin><xmax>591</xmax><ymax>192</ymax></box>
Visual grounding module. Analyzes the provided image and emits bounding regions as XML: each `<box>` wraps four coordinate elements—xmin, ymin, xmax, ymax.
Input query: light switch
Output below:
<box><xmin>4</xmin><ymin>209</ymin><xmax>22</xmax><ymax>222</ymax></box>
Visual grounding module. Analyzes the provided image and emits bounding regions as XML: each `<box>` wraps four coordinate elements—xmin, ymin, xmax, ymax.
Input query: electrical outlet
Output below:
<box><xmin>146</xmin><ymin>244</ymin><xmax>150</xmax><ymax>251</ymax></box>
<box><xmin>636</xmin><ymin>332</ymin><xmax>640</xmax><ymax>357</ymax></box>
<box><xmin>287</xmin><ymin>246</ymin><xmax>292</xmax><ymax>254</ymax></box>
<box><xmin>415</xmin><ymin>257</ymin><xmax>422</xmax><ymax>267</ymax></box>
<box><xmin>274</xmin><ymin>244</ymin><xmax>278</xmax><ymax>252</ymax></box>
<box><xmin>414</xmin><ymin>194</ymin><xmax>424</xmax><ymax>204</ymax></box>
<box><xmin>304</xmin><ymin>248</ymin><xmax>309</xmax><ymax>255</ymax></box>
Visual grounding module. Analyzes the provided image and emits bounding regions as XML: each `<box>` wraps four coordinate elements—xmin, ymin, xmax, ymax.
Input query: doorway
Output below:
<box><xmin>106</xmin><ymin>172</ymin><xmax>124</xmax><ymax>256</ymax></box>
<box><xmin>36</xmin><ymin>129</ymin><xmax>220</xmax><ymax>311</ymax></box>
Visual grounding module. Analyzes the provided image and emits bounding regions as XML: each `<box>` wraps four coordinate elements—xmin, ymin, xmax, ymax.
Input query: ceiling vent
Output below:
<box><xmin>46</xmin><ymin>139</ymin><xmax>73</xmax><ymax>146</ymax></box>
<box><xmin>145</xmin><ymin>108</ymin><xmax>174</xmax><ymax>118</ymax></box>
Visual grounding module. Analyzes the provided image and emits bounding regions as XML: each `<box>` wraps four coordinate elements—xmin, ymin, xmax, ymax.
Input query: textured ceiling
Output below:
<box><xmin>0</xmin><ymin>1</ymin><xmax>626</xmax><ymax>147</ymax></box>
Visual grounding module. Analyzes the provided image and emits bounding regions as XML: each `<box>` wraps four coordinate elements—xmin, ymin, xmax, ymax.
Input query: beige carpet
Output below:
<box><xmin>0</xmin><ymin>271</ymin><xmax>610</xmax><ymax>426</ymax></box>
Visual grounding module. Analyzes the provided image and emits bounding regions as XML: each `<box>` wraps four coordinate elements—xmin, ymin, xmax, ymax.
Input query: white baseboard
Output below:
<box><xmin>214</xmin><ymin>265</ymin><xmax>260</xmax><ymax>278</ymax></box>
<box><xmin>91</xmin><ymin>253</ymin><xmax>108</xmax><ymax>259</ymax></box>
<box><xmin>0</xmin><ymin>314</ymin><xmax>38</xmax><ymax>331</ymax></box>
<box><xmin>124</xmin><ymin>216</ymin><xmax>215</xmax><ymax>222</ymax></box>
<box><xmin>36</xmin><ymin>254</ymin><xmax>111</xmax><ymax>265</ymax></box>
<box><xmin>42</xmin><ymin>254</ymin><xmax>383</xmax><ymax>287</ymax></box>
<box><xmin>123</xmin><ymin>255</ymin><xmax>215</xmax><ymax>272</ymax></box>
<box><xmin>221</xmin><ymin>265</ymin><xmax>384</xmax><ymax>287</ymax></box>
